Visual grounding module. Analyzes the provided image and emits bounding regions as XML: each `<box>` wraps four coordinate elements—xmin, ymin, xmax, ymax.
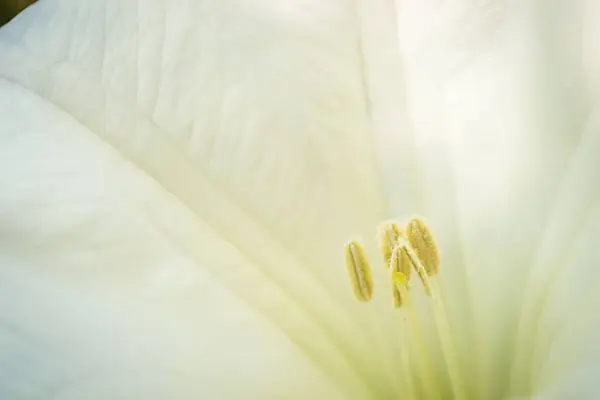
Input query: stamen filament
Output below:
<box><xmin>394</xmin><ymin>275</ymin><xmax>438</xmax><ymax>400</ymax></box>
<box><xmin>397</xmin><ymin>341</ymin><xmax>417</xmax><ymax>400</ymax></box>
<box><xmin>343</xmin><ymin>217</ymin><xmax>468</xmax><ymax>399</ymax></box>
<box><xmin>401</xmin><ymin>241</ymin><xmax>468</xmax><ymax>400</ymax></box>
<box><xmin>430</xmin><ymin>280</ymin><xmax>468</xmax><ymax>399</ymax></box>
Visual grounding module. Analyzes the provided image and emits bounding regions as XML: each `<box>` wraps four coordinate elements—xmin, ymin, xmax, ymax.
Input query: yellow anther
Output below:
<box><xmin>406</xmin><ymin>217</ymin><xmax>440</xmax><ymax>276</ymax></box>
<box><xmin>378</xmin><ymin>221</ymin><xmax>404</xmax><ymax>267</ymax></box>
<box><xmin>390</xmin><ymin>245</ymin><xmax>412</xmax><ymax>307</ymax></box>
<box><xmin>398</xmin><ymin>238</ymin><xmax>432</xmax><ymax>296</ymax></box>
<box><xmin>344</xmin><ymin>240</ymin><xmax>374</xmax><ymax>302</ymax></box>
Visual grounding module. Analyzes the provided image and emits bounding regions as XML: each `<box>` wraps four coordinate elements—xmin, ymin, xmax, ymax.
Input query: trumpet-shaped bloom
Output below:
<box><xmin>1</xmin><ymin>0</ymin><xmax>600</xmax><ymax>398</ymax></box>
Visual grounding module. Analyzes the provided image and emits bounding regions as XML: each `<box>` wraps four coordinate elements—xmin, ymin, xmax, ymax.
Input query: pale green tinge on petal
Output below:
<box><xmin>525</xmin><ymin>213</ymin><xmax>600</xmax><ymax>399</ymax></box>
<box><xmin>391</xmin><ymin>2</ymin><xmax>598</xmax><ymax>399</ymax></box>
<box><xmin>514</xmin><ymin>113</ymin><xmax>600</xmax><ymax>398</ymax></box>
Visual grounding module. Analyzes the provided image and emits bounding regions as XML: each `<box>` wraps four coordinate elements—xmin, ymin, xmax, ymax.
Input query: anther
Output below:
<box><xmin>406</xmin><ymin>217</ymin><xmax>440</xmax><ymax>276</ymax></box>
<box><xmin>344</xmin><ymin>240</ymin><xmax>374</xmax><ymax>302</ymax></box>
<box><xmin>398</xmin><ymin>239</ymin><xmax>432</xmax><ymax>296</ymax></box>
<box><xmin>378</xmin><ymin>221</ymin><xmax>404</xmax><ymax>267</ymax></box>
<box><xmin>390</xmin><ymin>245</ymin><xmax>412</xmax><ymax>307</ymax></box>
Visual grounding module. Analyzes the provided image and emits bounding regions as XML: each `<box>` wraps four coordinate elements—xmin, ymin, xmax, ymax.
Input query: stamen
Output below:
<box><xmin>407</xmin><ymin>217</ymin><xmax>440</xmax><ymax>276</ymax></box>
<box><xmin>401</xmin><ymin>233</ymin><xmax>467</xmax><ymax>399</ymax></box>
<box><xmin>378</xmin><ymin>221</ymin><xmax>403</xmax><ymax>267</ymax></box>
<box><xmin>344</xmin><ymin>240</ymin><xmax>374</xmax><ymax>302</ymax></box>
<box><xmin>392</xmin><ymin>263</ymin><xmax>438</xmax><ymax>399</ymax></box>
<box><xmin>341</xmin><ymin>217</ymin><xmax>467</xmax><ymax>399</ymax></box>
<box><xmin>390</xmin><ymin>245</ymin><xmax>412</xmax><ymax>308</ymax></box>
<box><xmin>397</xmin><ymin>239</ymin><xmax>432</xmax><ymax>296</ymax></box>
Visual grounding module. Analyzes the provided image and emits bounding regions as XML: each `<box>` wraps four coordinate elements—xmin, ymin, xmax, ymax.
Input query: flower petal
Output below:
<box><xmin>0</xmin><ymin>78</ymin><xmax>370</xmax><ymax>398</ymax></box>
<box><xmin>382</xmin><ymin>2</ymin><xmax>593</xmax><ymax>396</ymax></box>
<box><xmin>0</xmin><ymin>0</ymin><xmax>389</xmax><ymax>302</ymax></box>
<box><xmin>0</xmin><ymin>0</ymin><xmax>410</xmax><ymax>396</ymax></box>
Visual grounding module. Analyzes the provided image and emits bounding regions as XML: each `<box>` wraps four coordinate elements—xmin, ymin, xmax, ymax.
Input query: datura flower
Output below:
<box><xmin>1</xmin><ymin>0</ymin><xmax>600</xmax><ymax>399</ymax></box>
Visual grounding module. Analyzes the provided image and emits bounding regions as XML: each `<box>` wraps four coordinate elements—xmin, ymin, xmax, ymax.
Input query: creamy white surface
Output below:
<box><xmin>1</xmin><ymin>0</ymin><xmax>600</xmax><ymax>398</ymax></box>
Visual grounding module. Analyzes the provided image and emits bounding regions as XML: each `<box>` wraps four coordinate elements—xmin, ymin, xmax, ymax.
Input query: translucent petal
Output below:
<box><xmin>380</xmin><ymin>1</ymin><xmax>593</xmax><ymax>396</ymax></box>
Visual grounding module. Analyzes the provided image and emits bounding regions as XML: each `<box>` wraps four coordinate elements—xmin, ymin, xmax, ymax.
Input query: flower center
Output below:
<box><xmin>344</xmin><ymin>217</ymin><xmax>467</xmax><ymax>399</ymax></box>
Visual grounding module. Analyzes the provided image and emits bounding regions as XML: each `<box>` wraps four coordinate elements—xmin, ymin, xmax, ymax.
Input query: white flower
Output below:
<box><xmin>0</xmin><ymin>0</ymin><xmax>599</xmax><ymax>398</ymax></box>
